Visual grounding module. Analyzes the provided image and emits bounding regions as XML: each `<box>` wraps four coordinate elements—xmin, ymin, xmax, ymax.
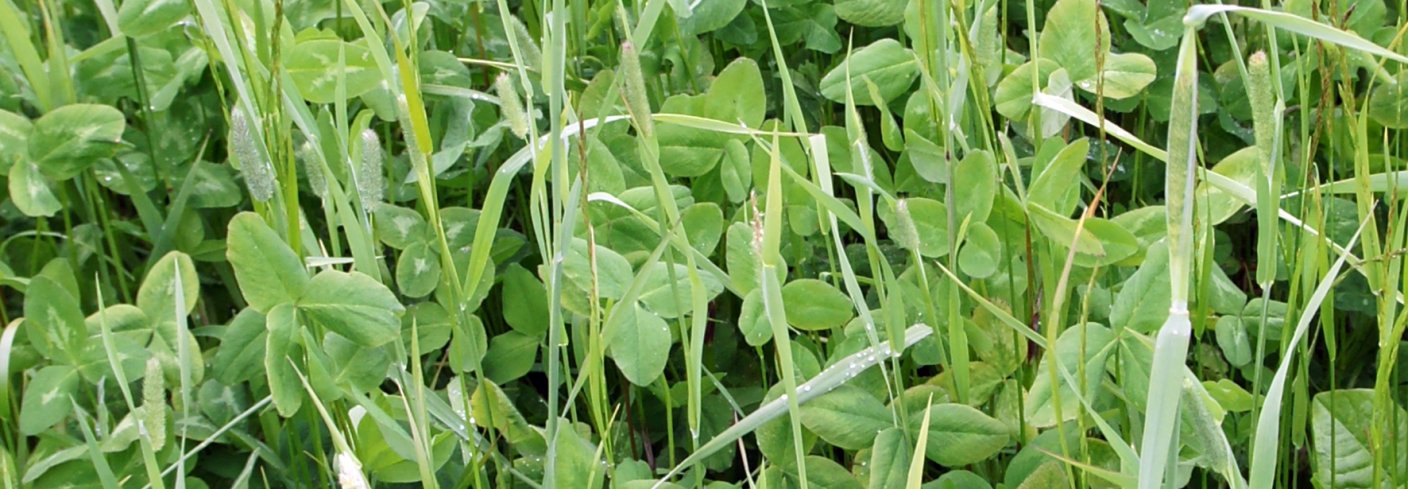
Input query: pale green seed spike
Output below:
<box><xmin>335</xmin><ymin>452</ymin><xmax>371</xmax><ymax>489</ymax></box>
<box><xmin>299</xmin><ymin>141</ymin><xmax>327</xmax><ymax>200</ymax></box>
<box><xmin>1247</xmin><ymin>51</ymin><xmax>1279</xmax><ymax>286</ymax></box>
<box><xmin>230</xmin><ymin>108</ymin><xmax>274</xmax><ymax>202</ymax></box>
<box><xmin>357</xmin><ymin>129</ymin><xmax>384</xmax><ymax>211</ymax></box>
<box><xmin>1138</xmin><ymin>28</ymin><xmax>1199</xmax><ymax>489</ymax></box>
<box><xmin>619</xmin><ymin>42</ymin><xmax>654</xmax><ymax>140</ymax></box>
<box><xmin>893</xmin><ymin>199</ymin><xmax>921</xmax><ymax>251</ymax></box>
<box><xmin>1247</xmin><ymin>53</ymin><xmax>1275</xmax><ymax>158</ymax></box>
<box><xmin>1163</xmin><ymin>30</ymin><xmax>1199</xmax><ymax>307</ymax></box>
<box><xmin>140</xmin><ymin>357</ymin><xmax>166</xmax><ymax>452</ymax></box>
<box><xmin>505</xmin><ymin>14</ymin><xmax>542</xmax><ymax>71</ymax></box>
<box><xmin>495</xmin><ymin>73</ymin><xmax>530</xmax><ymax>140</ymax></box>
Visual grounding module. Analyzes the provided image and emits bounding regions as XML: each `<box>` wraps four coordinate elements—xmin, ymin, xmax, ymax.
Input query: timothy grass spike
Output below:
<box><xmin>619</xmin><ymin>42</ymin><xmax>653</xmax><ymax>139</ymax></box>
<box><xmin>496</xmin><ymin>73</ymin><xmax>530</xmax><ymax>139</ymax></box>
<box><xmin>231</xmin><ymin>107</ymin><xmax>275</xmax><ymax>202</ymax></box>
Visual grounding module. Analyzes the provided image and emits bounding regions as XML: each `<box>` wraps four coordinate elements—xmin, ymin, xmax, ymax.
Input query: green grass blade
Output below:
<box><xmin>1248</xmin><ymin>219</ymin><xmax>1367</xmax><ymax>489</ymax></box>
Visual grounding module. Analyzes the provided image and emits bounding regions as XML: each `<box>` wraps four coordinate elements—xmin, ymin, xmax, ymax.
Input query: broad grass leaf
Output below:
<box><xmin>212</xmin><ymin>308</ymin><xmax>267</xmax><ymax>384</ymax></box>
<box><xmin>607</xmin><ymin>303</ymin><xmax>672</xmax><ymax>386</ymax></box>
<box><xmin>911</xmin><ymin>403</ymin><xmax>1011</xmax><ymax>467</ymax></box>
<box><xmin>1311</xmin><ymin>389</ymin><xmax>1408</xmax><ymax>486</ymax></box>
<box><xmin>781</xmin><ymin>278</ymin><xmax>854</xmax><ymax>331</ymax></box>
<box><xmin>263</xmin><ymin>303</ymin><xmax>302</xmax><ymax>417</ymax></box>
<box><xmin>19</xmin><ymin>365</ymin><xmax>79</xmax><ymax>435</ymax></box>
<box><xmin>798</xmin><ymin>385</ymin><xmax>891</xmax><ymax>449</ymax></box>
<box><xmin>1110</xmin><ymin>241</ymin><xmax>1171</xmax><ymax>334</ymax></box>
<box><xmin>502</xmin><ymin>264</ymin><xmax>549</xmax><ymax>336</ymax></box>
<box><xmin>820</xmin><ymin>39</ymin><xmax>919</xmax><ymax>105</ymax></box>
<box><xmin>1038</xmin><ymin>0</ymin><xmax>1111</xmax><ymax>83</ymax></box>
<box><xmin>29</xmin><ymin>104</ymin><xmax>125</xmax><ymax>180</ymax></box>
<box><xmin>395</xmin><ymin>242</ymin><xmax>441</xmax><ymax>298</ymax></box>
<box><xmin>834</xmin><ymin>0</ymin><xmax>906</xmax><ymax>26</ymax></box>
<box><xmin>1025</xmin><ymin>323</ymin><xmax>1116</xmax><ymax>427</ymax></box>
<box><xmin>286</xmin><ymin>40</ymin><xmax>380</xmax><ymax>104</ymax></box>
<box><xmin>483</xmin><ymin>331</ymin><xmax>538</xmax><ymax>384</ymax></box>
<box><xmin>298</xmin><ymin>270</ymin><xmax>403</xmax><ymax>347</ymax></box>
<box><xmin>226</xmin><ymin>212</ymin><xmax>309</xmax><ymax>312</ymax></box>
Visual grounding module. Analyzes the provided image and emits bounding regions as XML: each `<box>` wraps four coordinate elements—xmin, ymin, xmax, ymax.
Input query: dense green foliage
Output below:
<box><xmin>2</xmin><ymin>0</ymin><xmax>1408</xmax><ymax>487</ymax></box>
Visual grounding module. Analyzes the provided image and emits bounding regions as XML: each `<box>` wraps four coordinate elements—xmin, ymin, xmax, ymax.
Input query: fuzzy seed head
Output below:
<box><xmin>619</xmin><ymin>42</ymin><xmax>654</xmax><ymax>139</ymax></box>
<box><xmin>893</xmin><ymin>199</ymin><xmax>921</xmax><ymax>251</ymax></box>
<box><xmin>507</xmin><ymin>15</ymin><xmax>542</xmax><ymax>70</ymax></box>
<box><xmin>335</xmin><ymin>452</ymin><xmax>370</xmax><ymax>489</ymax></box>
<box><xmin>231</xmin><ymin>108</ymin><xmax>275</xmax><ymax>202</ymax></box>
<box><xmin>141</xmin><ymin>357</ymin><xmax>166</xmax><ymax>451</ymax></box>
<box><xmin>496</xmin><ymin>73</ymin><xmax>530</xmax><ymax>139</ymax></box>
<box><xmin>357</xmin><ymin>129</ymin><xmax>384</xmax><ymax>211</ymax></box>
<box><xmin>299</xmin><ymin>141</ymin><xmax>327</xmax><ymax>199</ymax></box>
<box><xmin>1247</xmin><ymin>51</ymin><xmax>1276</xmax><ymax>159</ymax></box>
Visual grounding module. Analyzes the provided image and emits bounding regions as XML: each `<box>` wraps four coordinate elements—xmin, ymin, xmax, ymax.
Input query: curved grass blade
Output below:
<box><xmin>650</xmin><ymin>324</ymin><xmax>934</xmax><ymax>488</ymax></box>
<box><xmin>1248</xmin><ymin>218</ymin><xmax>1367</xmax><ymax>489</ymax></box>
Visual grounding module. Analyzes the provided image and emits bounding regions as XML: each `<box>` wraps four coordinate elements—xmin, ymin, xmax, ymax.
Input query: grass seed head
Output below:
<box><xmin>357</xmin><ymin>129</ymin><xmax>384</xmax><ymax>211</ymax></box>
<box><xmin>299</xmin><ymin>141</ymin><xmax>327</xmax><ymax>199</ymax></box>
<box><xmin>496</xmin><ymin>73</ymin><xmax>530</xmax><ymax>139</ymax></box>
<box><xmin>230</xmin><ymin>108</ymin><xmax>275</xmax><ymax>202</ymax></box>
<box><xmin>620</xmin><ymin>41</ymin><xmax>654</xmax><ymax>139</ymax></box>
<box><xmin>141</xmin><ymin>357</ymin><xmax>166</xmax><ymax>451</ymax></box>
